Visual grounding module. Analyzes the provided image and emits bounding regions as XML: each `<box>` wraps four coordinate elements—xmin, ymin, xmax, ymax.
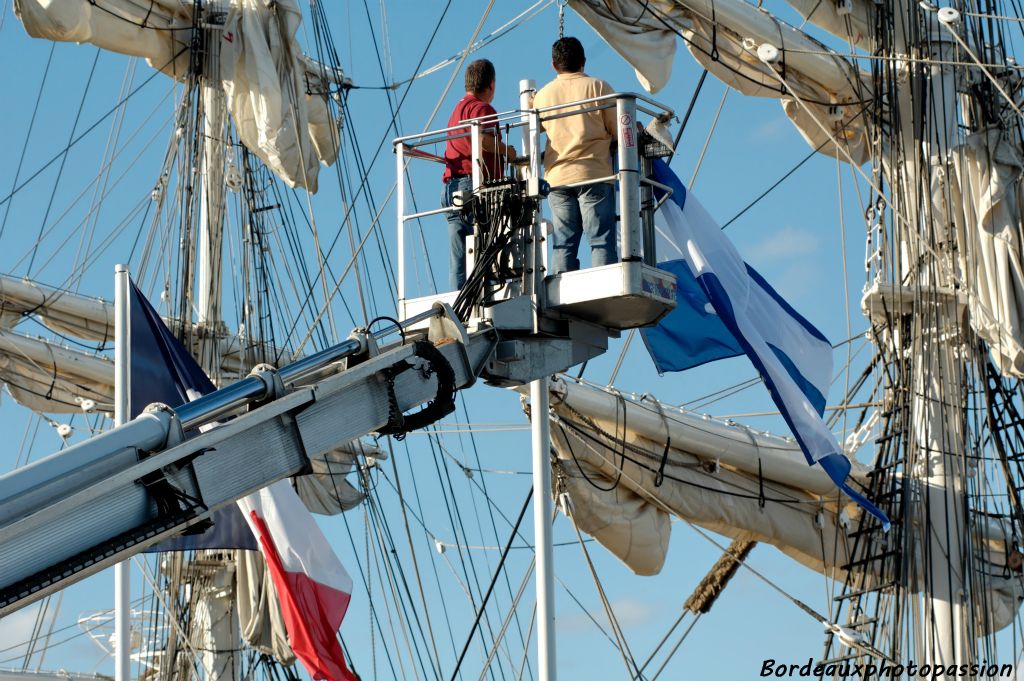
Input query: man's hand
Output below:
<box><xmin>503</xmin><ymin>144</ymin><xmax>518</xmax><ymax>161</ymax></box>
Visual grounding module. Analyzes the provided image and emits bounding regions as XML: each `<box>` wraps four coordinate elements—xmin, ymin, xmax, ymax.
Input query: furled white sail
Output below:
<box><xmin>219</xmin><ymin>0</ymin><xmax>339</xmax><ymax>192</ymax></box>
<box><xmin>13</xmin><ymin>0</ymin><xmax>340</xmax><ymax>191</ymax></box>
<box><xmin>11</xmin><ymin>0</ymin><xmax>192</xmax><ymax>76</ymax></box>
<box><xmin>783</xmin><ymin>0</ymin><xmax>875</xmax><ymax>51</ymax></box>
<box><xmin>947</xmin><ymin>130</ymin><xmax>1024</xmax><ymax>377</ymax></box>
<box><xmin>568</xmin><ymin>0</ymin><xmax>873</xmax><ymax>164</ymax></box>
<box><xmin>236</xmin><ymin>548</ymin><xmax>296</xmax><ymax>667</ymax></box>
<box><xmin>294</xmin><ymin>441</ymin><xmax>386</xmax><ymax>516</ymax></box>
<box><xmin>548</xmin><ymin>378</ymin><xmax>1023</xmax><ymax>632</ymax></box>
<box><xmin>0</xmin><ymin>329</ymin><xmax>112</xmax><ymax>414</ymax></box>
<box><xmin>0</xmin><ymin>274</ymin><xmax>297</xmax><ymax>400</ymax></box>
<box><xmin>0</xmin><ymin>275</ymin><xmax>114</xmax><ymax>343</ymax></box>
<box><xmin>546</xmin><ymin>377</ymin><xmax>857</xmax><ymax>574</ymax></box>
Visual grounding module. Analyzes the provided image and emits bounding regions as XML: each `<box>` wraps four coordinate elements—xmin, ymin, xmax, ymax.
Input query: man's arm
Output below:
<box><xmin>480</xmin><ymin>130</ymin><xmax>516</xmax><ymax>160</ymax></box>
<box><xmin>475</xmin><ymin>105</ymin><xmax>517</xmax><ymax>159</ymax></box>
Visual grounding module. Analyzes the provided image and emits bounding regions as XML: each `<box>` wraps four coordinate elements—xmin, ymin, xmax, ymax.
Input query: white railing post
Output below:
<box><xmin>470</xmin><ymin>121</ymin><xmax>483</xmax><ymax>191</ymax></box>
<box><xmin>465</xmin><ymin>122</ymin><xmax>483</xmax><ymax>288</ymax></box>
<box><xmin>520</xmin><ymin>79</ymin><xmax>545</xmax><ymax>302</ymax></box>
<box><xmin>519</xmin><ymin>79</ymin><xmax>537</xmax><ymax>167</ymax></box>
<box><xmin>615</xmin><ymin>96</ymin><xmax>641</xmax><ymax>262</ymax></box>
<box><xmin>396</xmin><ymin>143</ymin><xmax>406</xmax><ymax>304</ymax></box>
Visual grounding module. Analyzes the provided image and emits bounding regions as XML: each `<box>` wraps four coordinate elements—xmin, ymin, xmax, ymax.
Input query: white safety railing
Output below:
<box><xmin>393</xmin><ymin>91</ymin><xmax>675</xmax><ymax>305</ymax></box>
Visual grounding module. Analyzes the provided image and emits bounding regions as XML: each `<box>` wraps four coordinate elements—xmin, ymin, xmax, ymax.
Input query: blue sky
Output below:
<box><xmin>0</xmin><ymin>1</ymin><xmax>901</xmax><ymax>679</ymax></box>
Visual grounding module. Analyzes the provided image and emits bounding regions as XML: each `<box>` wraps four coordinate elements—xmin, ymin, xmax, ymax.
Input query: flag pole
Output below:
<box><xmin>530</xmin><ymin>377</ymin><xmax>556</xmax><ymax>681</ymax></box>
<box><xmin>113</xmin><ymin>264</ymin><xmax>131</xmax><ymax>681</ymax></box>
<box><xmin>519</xmin><ymin>77</ymin><xmax>556</xmax><ymax>681</ymax></box>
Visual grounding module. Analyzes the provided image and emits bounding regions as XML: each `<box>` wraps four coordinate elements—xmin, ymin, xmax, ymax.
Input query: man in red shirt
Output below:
<box><xmin>441</xmin><ymin>59</ymin><xmax>516</xmax><ymax>290</ymax></box>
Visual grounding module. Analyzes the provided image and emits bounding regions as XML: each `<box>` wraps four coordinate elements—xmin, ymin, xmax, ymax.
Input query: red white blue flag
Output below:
<box><xmin>238</xmin><ymin>481</ymin><xmax>357</xmax><ymax>681</ymax></box>
<box><xmin>128</xmin><ymin>282</ymin><xmax>358</xmax><ymax>678</ymax></box>
<box><xmin>129</xmin><ymin>281</ymin><xmax>257</xmax><ymax>551</ymax></box>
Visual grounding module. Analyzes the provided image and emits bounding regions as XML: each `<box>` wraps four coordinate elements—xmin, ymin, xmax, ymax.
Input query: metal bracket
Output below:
<box><xmin>248</xmin><ymin>363</ymin><xmax>286</xmax><ymax>405</ymax></box>
<box><xmin>140</xmin><ymin>404</ymin><xmax>181</xmax><ymax>451</ymax></box>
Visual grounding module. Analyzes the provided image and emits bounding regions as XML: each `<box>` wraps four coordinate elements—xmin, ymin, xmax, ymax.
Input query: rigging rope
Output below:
<box><xmin>27</xmin><ymin>48</ymin><xmax>102</xmax><ymax>276</ymax></box>
<box><xmin>386</xmin><ymin>445</ymin><xmax>446</xmax><ymax>679</ymax></box>
<box><xmin>648</xmin><ymin>615</ymin><xmax>702</xmax><ymax>681</ymax></box>
<box><xmin>449</xmin><ymin>487</ymin><xmax>533</xmax><ymax>681</ymax></box>
<box><xmin>564</xmin><ymin>489</ymin><xmax>644</xmax><ymax>679</ymax></box>
<box><xmin>379</xmin><ymin>438</ymin><xmax>619</xmax><ymax>655</ymax></box>
<box><xmin>0</xmin><ymin>48</ymin><xmax>185</xmax><ymax>212</ymax></box>
<box><xmin>274</xmin><ymin>0</ymin><xmax>456</xmax><ymax>357</ymax></box>
<box><xmin>634</xmin><ymin>608</ymin><xmax>694</xmax><ymax>678</ymax></box>
<box><xmin>349</xmin><ymin>1</ymin><xmax>553</xmax><ymax>92</ymax></box>
<box><xmin>0</xmin><ymin>43</ymin><xmax>55</xmax><ymax>243</ymax></box>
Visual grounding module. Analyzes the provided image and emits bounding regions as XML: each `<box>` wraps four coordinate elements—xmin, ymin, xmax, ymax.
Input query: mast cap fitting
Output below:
<box><xmin>937</xmin><ymin>7</ymin><xmax>961</xmax><ymax>24</ymax></box>
<box><xmin>756</xmin><ymin>44</ymin><xmax>781</xmax><ymax>64</ymax></box>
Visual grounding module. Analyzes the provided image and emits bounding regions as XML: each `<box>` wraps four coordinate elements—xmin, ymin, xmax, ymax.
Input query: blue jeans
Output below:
<box><xmin>547</xmin><ymin>183</ymin><xmax>617</xmax><ymax>275</ymax></box>
<box><xmin>442</xmin><ymin>176</ymin><xmax>473</xmax><ymax>290</ymax></box>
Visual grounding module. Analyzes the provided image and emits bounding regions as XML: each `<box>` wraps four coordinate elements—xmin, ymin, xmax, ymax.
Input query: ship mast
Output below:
<box><xmin>562</xmin><ymin>0</ymin><xmax>1007</xmax><ymax>671</ymax></box>
<box><xmin>195</xmin><ymin>5</ymin><xmax>239</xmax><ymax>681</ymax></box>
<box><xmin>889</xmin><ymin>2</ymin><xmax>970</xmax><ymax>671</ymax></box>
<box><xmin>197</xmin><ymin>4</ymin><xmax>228</xmax><ymax>381</ymax></box>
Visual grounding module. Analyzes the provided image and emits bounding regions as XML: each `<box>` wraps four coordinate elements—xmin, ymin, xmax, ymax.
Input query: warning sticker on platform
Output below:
<box><xmin>620</xmin><ymin>113</ymin><xmax>635</xmax><ymax>148</ymax></box>
<box><xmin>620</xmin><ymin>113</ymin><xmax>635</xmax><ymax>149</ymax></box>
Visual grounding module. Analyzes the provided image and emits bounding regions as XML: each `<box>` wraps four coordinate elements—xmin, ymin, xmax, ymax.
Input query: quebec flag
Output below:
<box><xmin>641</xmin><ymin>160</ymin><xmax>889</xmax><ymax>528</ymax></box>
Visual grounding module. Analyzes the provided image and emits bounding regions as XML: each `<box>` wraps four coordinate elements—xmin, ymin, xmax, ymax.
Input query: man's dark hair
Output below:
<box><xmin>552</xmin><ymin>37</ymin><xmax>585</xmax><ymax>73</ymax></box>
<box><xmin>465</xmin><ymin>59</ymin><xmax>496</xmax><ymax>94</ymax></box>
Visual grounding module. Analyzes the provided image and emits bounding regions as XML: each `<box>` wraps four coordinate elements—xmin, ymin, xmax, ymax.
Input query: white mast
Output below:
<box><xmin>194</xmin><ymin>7</ymin><xmax>238</xmax><ymax>681</ymax></box>
<box><xmin>520</xmin><ymin>78</ymin><xmax>558</xmax><ymax>681</ymax></box>
<box><xmin>197</xmin><ymin>73</ymin><xmax>227</xmax><ymax>374</ymax></box>
<box><xmin>530</xmin><ymin>378</ymin><xmax>556</xmax><ymax>681</ymax></box>
<box><xmin>892</xmin><ymin>3</ymin><xmax>971</xmax><ymax>672</ymax></box>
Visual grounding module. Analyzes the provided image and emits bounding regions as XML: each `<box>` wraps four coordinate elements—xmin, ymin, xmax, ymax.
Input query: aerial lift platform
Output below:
<box><xmin>0</xmin><ymin>87</ymin><xmax>678</xmax><ymax>619</ymax></box>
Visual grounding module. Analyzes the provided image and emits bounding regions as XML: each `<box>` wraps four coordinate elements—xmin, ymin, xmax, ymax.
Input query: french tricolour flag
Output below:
<box><xmin>238</xmin><ymin>482</ymin><xmax>357</xmax><ymax>681</ymax></box>
<box><xmin>641</xmin><ymin>160</ymin><xmax>888</xmax><ymax>528</ymax></box>
<box><xmin>129</xmin><ymin>282</ymin><xmax>258</xmax><ymax>552</ymax></box>
<box><xmin>127</xmin><ymin>282</ymin><xmax>359</xmax><ymax>679</ymax></box>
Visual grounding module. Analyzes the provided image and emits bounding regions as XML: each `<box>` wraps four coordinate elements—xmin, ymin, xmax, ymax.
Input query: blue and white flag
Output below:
<box><xmin>641</xmin><ymin>160</ymin><xmax>888</xmax><ymax>528</ymax></box>
<box><xmin>130</xmin><ymin>282</ymin><xmax>259</xmax><ymax>551</ymax></box>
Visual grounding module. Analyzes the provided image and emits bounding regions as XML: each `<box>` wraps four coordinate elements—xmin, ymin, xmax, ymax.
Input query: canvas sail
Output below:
<box><xmin>946</xmin><ymin>129</ymin><xmax>1024</xmax><ymax>377</ymax></box>
<box><xmin>0</xmin><ymin>274</ymin><xmax>299</xmax><ymax>407</ymax></box>
<box><xmin>782</xmin><ymin>0</ymin><xmax>875</xmax><ymax>51</ymax></box>
<box><xmin>549</xmin><ymin>378</ymin><xmax>1024</xmax><ymax>632</ymax></box>
<box><xmin>13</xmin><ymin>0</ymin><xmax>340</xmax><ymax>191</ymax></box>
<box><xmin>568</xmin><ymin>0</ymin><xmax>873</xmax><ymax>164</ymax></box>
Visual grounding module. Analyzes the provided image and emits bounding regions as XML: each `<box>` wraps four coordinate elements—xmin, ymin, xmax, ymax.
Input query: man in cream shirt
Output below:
<box><xmin>533</xmin><ymin>37</ymin><xmax>618</xmax><ymax>275</ymax></box>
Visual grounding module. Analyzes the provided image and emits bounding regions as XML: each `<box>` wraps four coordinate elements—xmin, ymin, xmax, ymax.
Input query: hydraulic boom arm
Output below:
<box><xmin>0</xmin><ymin>307</ymin><xmax>495</xmax><ymax>617</ymax></box>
